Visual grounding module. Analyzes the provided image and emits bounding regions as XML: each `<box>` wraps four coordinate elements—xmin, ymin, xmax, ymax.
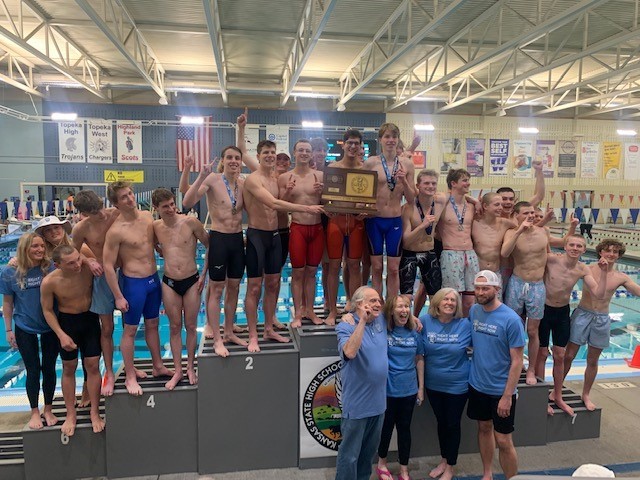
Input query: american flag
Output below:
<box><xmin>176</xmin><ymin>116</ymin><xmax>212</xmax><ymax>172</ymax></box>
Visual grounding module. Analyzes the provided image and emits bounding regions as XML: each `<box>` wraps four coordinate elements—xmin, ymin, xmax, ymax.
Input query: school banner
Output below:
<box><xmin>535</xmin><ymin>140</ymin><xmax>555</xmax><ymax>178</ymax></box>
<box><xmin>86</xmin><ymin>120</ymin><xmax>113</xmax><ymax>164</ymax></box>
<box><xmin>512</xmin><ymin>140</ymin><xmax>533</xmax><ymax>178</ymax></box>
<box><xmin>116</xmin><ymin>121</ymin><xmax>142</xmax><ymax>164</ymax></box>
<box><xmin>558</xmin><ymin>140</ymin><xmax>577</xmax><ymax>178</ymax></box>
<box><xmin>441</xmin><ymin>138</ymin><xmax>462</xmax><ymax>173</ymax></box>
<box><xmin>465</xmin><ymin>138</ymin><xmax>485</xmax><ymax>177</ymax></box>
<box><xmin>240</xmin><ymin>123</ymin><xmax>261</xmax><ymax>153</ymax></box>
<box><xmin>58</xmin><ymin>121</ymin><xmax>86</xmax><ymax>163</ymax></box>
<box><xmin>580</xmin><ymin>142</ymin><xmax>599</xmax><ymax>178</ymax></box>
<box><xmin>266</xmin><ymin>125</ymin><xmax>290</xmax><ymax>154</ymax></box>
<box><xmin>489</xmin><ymin>139</ymin><xmax>509</xmax><ymax>176</ymax></box>
<box><xmin>603</xmin><ymin>142</ymin><xmax>621</xmax><ymax>179</ymax></box>
<box><xmin>624</xmin><ymin>143</ymin><xmax>640</xmax><ymax>180</ymax></box>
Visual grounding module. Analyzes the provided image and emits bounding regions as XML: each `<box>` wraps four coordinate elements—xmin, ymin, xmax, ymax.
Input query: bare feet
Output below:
<box><xmin>555</xmin><ymin>397</ymin><xmax>575</xmax><ymax>416</ymax></box>
<box><xmin>582</xmin><ymin>393</ymin><xmax>597</xmax><ymax>411</ymax></box>
<box><xmin>264</xmin><ymin>329</ymin><xmax>290</xmax><ymax>343</ymax></box>
<box><xmin>204</xmin><ymin>323</ymin><xmax>214</xmax><ymax>339</ymax></box>
<box><xmin>525</xmin><ymin>369</ymin><xmax>537</xmax><ymax>385</ymax></box>
<box><xmin>248</xmin><ymin>337</ymin><xmax>260</xmax><ymax>353</ymax></box>
<box><xmin>213</xmin><ymin>338</ymin><xmax>230</xmax><ymax>357</ymax></box>
<box><xmin>78</xmin><ymin>385</ymin><xmax>90</xmax><ymax>408</ymax></box>
<box><xmin>480</xmin><ymin>474</ymin><xmax>493</xmax><ymax>480</ymax></box>
<box><xmin>308</xmin><ymin>311</ymin><xmax>324</xmax><ymax>325</ymax></box>
<box><xmin>548</xmin><ymin>390</ymin><xmax>556</xmax><ymax>402</ymax></box>
<box><xmin>165</xmin><ymin>371</ymin><xmax>184</xmax><ymax>390</ymax></box>
<box><xmin>90</xmin><ymin>412</ymin><xmax>106</xmax><ymax>433</ymax></box>
<box><xmin>290</xmin><ymin>318</ymin><xmax>303</xmax><ymax>328</ymax></box>
<box><xmin>325</xmin><ymin>311</ymin><xmax>337</xmax><ymax>326</ymax></box>
<box><xmin>101</xmin><ymin>371</ymin><xmax>116</xmax><ymax>396</ymax></box>
<box><xmin>233</xmin><ymin>324</ymin><xmax>248</xmax><ymax>334</ymax></box>
<box><xmin>61</xmin><ymin>413</ymin><xmax>77</xmax><ymax>437</ymax></box>
<box><xmin>27</xmin><ymin>411</ymin><xmax>43</xmax><ymax>430</ymax></box>
<box><xmin>187</xmin><ymin>368</ymin><xmax>198</xmax><ymax>385</ymax></box>
<box><xmin>440</xmin><ymin>464</ymin><xmax>455</xmax><ymax>480</ymax></box>
<box><xmin>547</xmin><ymin>404</ymin><xmax>555</xmax><ymax>416</ymax></box>
<box><xmin>341</xmin><ymin>301</ymin><xmax>352</xmax><ymax>314</ymax></box>
<box><xmin>135</xmin><ymin>368</ymin><xmax>148</xmax><ymax>379</ymax></box>
<box><xmin>273</xmin><ymin>318</ymin><xmax>287</xmax><ymax>330</ymax></box>
<box><xmin>152</xmin><ymin>365</ymin><xmax>174</xmax><ymax>378</ymax></box>
<box><xmin>43</xmin><ymin>409</ymin><xmax>59</xmax><ymax>427</ymax></box>
<box><xmin>429</xmin><ymin>460</ymin><xmax>447</xmax><ymax>478</ymax></box>
<box><xmin>125</xmin><ymin>377</ymin><xmax>143</xmax><ymax>396</ymax></box>
<box><xmin>223</xmin><ymin>332</ymin><xmax>248</xmax><ymax>347</ymax></box>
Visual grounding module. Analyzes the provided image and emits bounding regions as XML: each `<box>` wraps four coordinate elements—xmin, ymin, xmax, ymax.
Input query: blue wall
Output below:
<box><xmin>42</xmin><ymin>102</ymin><xmax>386</xmax><ymax>193</ymax></box>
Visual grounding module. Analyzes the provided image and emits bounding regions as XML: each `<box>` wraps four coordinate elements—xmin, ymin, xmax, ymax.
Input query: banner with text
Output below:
<box><xmin>239</xmin><ymin>123</ymin><xmax>261</xmax><ymax>153</ymax></box>
<box><xmin>58</xmin><ymin>121</ymin><xmax>86</xmax><ymax>163</ymax></box>
<box><xmin>103</xmin><ymin>170</ymin><xmax>144</xmax><ymax>183</ymax></box>
<box><xmin>87</xmin><ymin>120</ymin><xmax>113</xmax><ymax>163</ymax></box>
<box><xmin>116</xmin><ymin>121</ymin><xmax>142</xmax><ymax>164</ymax></box>
<box><xmin>465</xmin><ymin>138</ymin><xmax>485</xmax><ymax>177</ymax></box>
<box><xmin>535</xmin><ymin>140</ymin><xmax>555</xmax><ymax>178</ymax></box>
<box><xmin>624</xmin><ymin>143</ymin><xmax>640</xmax><ymax>180</ymax></box>
<box><xmin>580</xmin><ymin>142</ymin><xmax>599</xmax><ymax>178</ymax></box>
<box><xmin>512</xmin><ymin>140</ymin><xmax>533</xmax><ymax>178</ymax></box>
<box><xmin>557</xmin><ymin>140</ymin><xmax>577</xmax><ymax>178</ymax></box>
<box><xmin>489</xmin><ymin>139</ymin><xmax>509</xmax><ymax>176</ymax></box>
<box><xmin>441</xmin><ymin>138</ymin><xmax>462</xmax><ymax>173</ymax></box>
<box><xmin>603</xmin><ymin>142</ymin><xmax>621</xmax><ymax>179</ymax></box>
<box><xmin>266</xmin><ymin>125</ymin><xmax>290</xmax><ymax>154</ymax></box>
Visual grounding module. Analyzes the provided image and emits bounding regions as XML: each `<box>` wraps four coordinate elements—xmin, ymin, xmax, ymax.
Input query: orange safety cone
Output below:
<box><xmin>625</xmin><ymin>345</ymin><xmax>640</xmax><ymax>369</ymax></box>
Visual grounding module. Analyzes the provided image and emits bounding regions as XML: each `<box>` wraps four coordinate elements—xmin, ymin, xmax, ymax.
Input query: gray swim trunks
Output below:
<box><xmin>90</xmin><ymin>273</ymin><xmax>116</xmax><ymax>315</ymax></box>
<box><xmin>569</xmin><ymin>306</ymin><xmax>611</xmax><ymax>349</ymax></box>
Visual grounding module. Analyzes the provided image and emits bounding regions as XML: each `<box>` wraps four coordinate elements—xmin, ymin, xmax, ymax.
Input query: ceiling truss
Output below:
<box><xmin>202</xmin><ymin>0</ymin><xmax>228</xmax><ymax>104</ymax></box>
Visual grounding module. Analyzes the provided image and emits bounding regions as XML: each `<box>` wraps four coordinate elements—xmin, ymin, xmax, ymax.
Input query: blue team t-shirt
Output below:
<box><xmin>469</xmin><ymin>303</ymin><xmax>526</xmax><ymax>396</ymax></box>
<box><xmin>336</xmin><ymin>314</ymin><xmax>388</xmax><ymax>419</ymax></box>
<box><xmin>0</xmin><ymin>263</ymin><xmax>55</xmax><ymax>335</ymax></box>
<box><xmin>386</xmin><ymin>326</ymin><xmax>424</xmax><ymax>398</ymax></box>
<box><xmin>420</xmin><ymin>314</ymin><xmax>472</xmax><ymax>395</ymax></box>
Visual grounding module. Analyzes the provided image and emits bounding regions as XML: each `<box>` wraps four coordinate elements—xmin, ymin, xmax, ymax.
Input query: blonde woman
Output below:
<box><xmin>1</xmin><ymin>233</ymin><xmax>58</xmax><ymax>429</ymax></box>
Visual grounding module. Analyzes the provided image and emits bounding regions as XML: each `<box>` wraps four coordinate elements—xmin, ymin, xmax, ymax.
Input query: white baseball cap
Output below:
<box><xmin>474</xmin><ymin>270</ymin><xmax>501</xmax><ymax>287</ymax></box>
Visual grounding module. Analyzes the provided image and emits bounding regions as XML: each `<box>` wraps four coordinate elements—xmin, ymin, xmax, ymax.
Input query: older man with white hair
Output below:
<box><xmin>335</xmin><ymin>286</ymin><xmax>387</xmax><ymax>480</ymax></box>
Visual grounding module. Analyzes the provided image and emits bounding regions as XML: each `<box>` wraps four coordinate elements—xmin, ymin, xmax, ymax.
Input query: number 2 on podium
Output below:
<box><xmin>245</xmin><ymin>356</ymin><xmax>254</xmax><ymax>370</ymax></box>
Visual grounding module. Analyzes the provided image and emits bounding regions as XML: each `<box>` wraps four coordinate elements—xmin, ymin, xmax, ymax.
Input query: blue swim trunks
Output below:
<box><xmin>90</xmin><ymin>273</ymin><xmax>116</xmax><ymax>315</ymax></box>
<box><xmin>120</xmin><ymin>272</ymin><xmax>162</xmax><ymax>326</ymax></box>
<box><xmin>569</xmin><ymin>306</ymin><xmax>610</xmax><ymax>349</ymax></box>
<box><xmin>365</xmin><ymin>216</ymin><xmax>403</xmax><ymax>257</ymax></box>
<box><xmin>505</xmin><ymin>274</ymin><xmax>545</xmax><ymax>320</ymax></box>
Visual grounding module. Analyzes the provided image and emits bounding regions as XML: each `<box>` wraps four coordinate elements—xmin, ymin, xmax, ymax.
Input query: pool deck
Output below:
<box><xmin>1</xmin><ymin>375</ymin><xmax>640</xmax><ymax>479</ymax></box>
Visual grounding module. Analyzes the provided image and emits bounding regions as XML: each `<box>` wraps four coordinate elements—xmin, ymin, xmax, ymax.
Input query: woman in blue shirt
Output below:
<box><xmin>420</xmin><ymin>288</ymin><xmax>471</xmax><ymax>480</ymax></box>
<box><xmin>1</xmin><ymin>233</ymin><xmax>58</xmax><ymax>429</ymax></box>
<box><xmin>376</xmin><ymin>294</ymin><xmax>424</xmax><ymax>480</ymax></box>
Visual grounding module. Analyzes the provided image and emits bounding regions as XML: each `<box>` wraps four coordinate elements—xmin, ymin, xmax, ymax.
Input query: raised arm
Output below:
<box><xmin>183</xmin><ymin>163</ymin><xmax>213</xmax><ymax>210</ymax></box>
<box><xmin>528</xmin><ymin>160</ymin><xmax>545</xmax><ymax>207</ymax></box>
<box><xmin>402</xmin><ymin>203</ymin><xmax>432</xmax><ymax>245</ymax></box>
<box><xmin>583</xmin><ymin>260</ymin><xmax>608</xmax><ymax>300</ymax></box>
<box><xmin>340</xmin><ymin>317</ymin><xmax>368</xmax><ymax>360</ymax></box>
<box><xmin>622</xmin><ymin>272</ymin><xmax>640</xmax><ymax>297</ymax></box>
<box><xmin>399</xmin><ymin>159</ymin><xmax>416</xmax><ymax>204</ymax></box>
<box><xmin>501</xmin><ymin>226</ymin><xmax>524</xmax><ymax>258</ymax></box>
<box><xmin>549</xmin><ymin>213</ymin><xmax>578</xmax><ymax>248</ymax></box>
<box><xmin>237</xmin><ymin>107</ymin><xmax>259</xmax><ymax>172</ymax></box>
<box><xmin>179</xmin><ymin>155</ymin><xmax>195</xmax><ymax>194</ymax></box>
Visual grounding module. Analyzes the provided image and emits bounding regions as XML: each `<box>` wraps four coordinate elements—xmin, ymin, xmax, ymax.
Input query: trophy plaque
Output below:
<box><xmin>321</xmin><ymin>167</ymin><xmax>378</xmax><ymax>214</ymax></box>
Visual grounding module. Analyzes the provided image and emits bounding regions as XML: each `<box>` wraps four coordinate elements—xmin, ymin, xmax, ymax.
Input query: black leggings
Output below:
<box><xmin>426</xmin><ymin>388</ymin><xmax>468</xmax><ymax>466</ymax></box>
<box><xmin>14</xmin><ymin>326</ymin><xmax>59</xmax><ymax>409</ymax></box>
<box><xmin>378</xmin><ymin>394</ymin><xmax>417</xmax><ymax>465</ymax></box>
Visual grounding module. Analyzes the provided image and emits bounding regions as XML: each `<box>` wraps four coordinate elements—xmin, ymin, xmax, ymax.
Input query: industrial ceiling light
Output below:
<box><xmin>497</xmin><ymin>108</ymin><xmax>507</xmax><ymax>117</ymax></box>
<box><xmin>302</xmin><ymin>121</ymin><xmax>323</xmax><ymax>129</ymax></box>
<box><xmin>414</xmin><ymin>124</ymin><xmax>435</xmax><ymax>131</ymax></box>
<box><xmin>181</xmin><ymin>116</ymin><xmax>205</xmax><ymax>125</ymax></box>
<box><xmin>336</xmin><ymin>103</ymin><xmax>346</xmax><ymax>112</ymax></box>
<box><xmin>518</xmin><ymin>127</ymin><xmax>539</xmax><ymax>134</ymax></box>
<box><xmin>51</xmin><ymin>112</ymin><xmax>78</xmax><ymax>121</ymax></box>
<box><xmin>617</xmin><ymin>129</ymin><xmax>637</xmax><ymax>136</ymax></box>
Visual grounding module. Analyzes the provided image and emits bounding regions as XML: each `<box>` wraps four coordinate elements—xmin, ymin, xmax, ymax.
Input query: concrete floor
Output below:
<box><xmin>2</xmin><ymin>375</ymin><xmax>636</xmax><ymax>480</ymax></box>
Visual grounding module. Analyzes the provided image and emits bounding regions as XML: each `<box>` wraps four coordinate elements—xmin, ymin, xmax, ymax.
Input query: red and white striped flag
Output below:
<box><xmin>176</xmin><ymin>116</ymin><xmax>212</xmax><ymax>172</ymax></box>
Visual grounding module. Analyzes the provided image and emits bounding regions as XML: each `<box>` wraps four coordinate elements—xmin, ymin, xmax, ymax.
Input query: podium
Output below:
<box><xmin>105</xmin><ymin>358</ymin><xmax>198</xmax><ymax>478</ymax></box>
<box><xmin>22</xmin><ymin>395</ymin><xmax>106</xmax><ymax>480</ymax></box>
<box><xmin>0</xmin><ymin>431</ymin><xmax>25</xmax><ymax>480</ymax></box>
<box><xmin>197</xmin><ymin>327</ymin><xmax>299</xmax><ymax>474</ymax></box>
<box><xmin>547</xmin><ymin>386</ymin><xmax>602</xmax><ymax>442</ymax></box>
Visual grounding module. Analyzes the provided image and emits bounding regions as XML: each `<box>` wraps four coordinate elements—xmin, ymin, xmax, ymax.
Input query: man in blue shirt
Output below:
<box><xmin>335</xmin><ymin>286</ymin><xmax>388</xmax><ymax>480</ymax></box>
<box><xmin>468</xmin><ymin>270</ymin><xmax>525</xmax><ymax>480</ymax></box>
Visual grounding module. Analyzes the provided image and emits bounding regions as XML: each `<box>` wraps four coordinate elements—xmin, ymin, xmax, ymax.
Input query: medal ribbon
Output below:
<box><xmin>448</xmin><ymin>195</ymin><xmax>466</xmax><ymax>230</ymax></box>
<box><xmin>380</xmin><ymin>154</ymin><xmax>400</xmax><ymax>191</ymax></box>
<box><xmin>415</xmin><ymin>198</ymin><xmax>435</xmax><ymax>235</ymax></box>
<box><xmin>222</xmin><ymin>174</ymin><xmax>238</xmax><ymax>213</ymax></box>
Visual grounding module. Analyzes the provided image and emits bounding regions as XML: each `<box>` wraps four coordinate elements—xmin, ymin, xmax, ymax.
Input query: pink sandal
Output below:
<box><xmin>376</xmin><ymin>466</ymin><xmax>394</xmax><ymax>480</ymax></box>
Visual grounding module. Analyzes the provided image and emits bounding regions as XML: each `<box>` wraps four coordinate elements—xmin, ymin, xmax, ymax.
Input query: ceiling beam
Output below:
<box><xmin>202</xmin><ymin>0</ymin><xmax>228</xmax><ymax>105</ymax></box>
<box><xmin>74</xmin><ymin>0</ymin><xmax>167</xmax><ymax>102</ymax></box>
<box><xmin>281</xmin><ymin>0</ymin><xmax>338</xmax><ymax>106</ymax></box>
<box><xmin>387</xmin><ymin>0</ymin><xmax>609</xmax><ymax>111</ymax></box>
<box><xmin>337</xmin><ymin>0</ymin><xmax>469</xmax><ymax>108</ymax></box>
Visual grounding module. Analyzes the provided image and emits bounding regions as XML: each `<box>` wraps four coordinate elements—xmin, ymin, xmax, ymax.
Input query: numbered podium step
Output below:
<box><xmin>105</xmin><ymin>358</ymin><xmax>198</xmax><ymax>478</ymax></box>
<box><xmin>22</xmin><ymin>395</ymin><xmax>106</xmax><ymax>480</ymax></box>
<box><xmin>292</xmin><ymin>316</ymin><xmax>339</xmax><ymax>358</ymax></box>
<box><xmin>197</xmin><ymin>327</ymin><xmax>299</xmax><ymax>474</ymax></box>
<box><xmin>547</xmin><ymin>386</ymin><xmax>602</xmax><ymax>442</ymax></box>
<box><xmin>0</xmin><ymin>431</ymin><xmax>25</xmax><ymax>480</ymax></box>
